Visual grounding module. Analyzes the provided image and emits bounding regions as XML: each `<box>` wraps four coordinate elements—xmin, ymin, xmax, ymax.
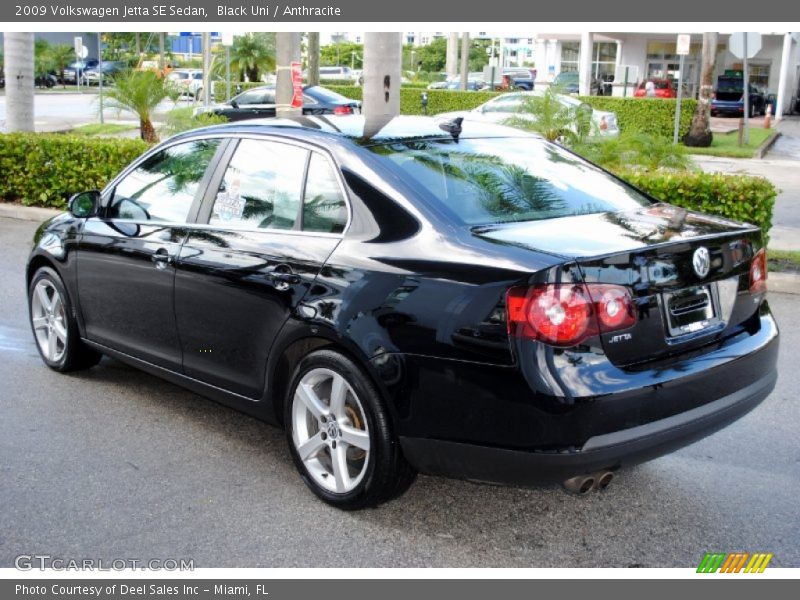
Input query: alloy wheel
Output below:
<box><xmin>291</xmin><ymin>368</ymin><xmax>371</xmax><ymax>494</ymax></box>
<box><xmin>31</xmin><ymin>280</ymin><xmax>68</xmax><ymax>363</ymax></box>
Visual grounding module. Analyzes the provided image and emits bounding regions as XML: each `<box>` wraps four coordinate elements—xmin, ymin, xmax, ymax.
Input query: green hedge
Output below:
<box><xmin>212</xmin><ymin>83</ymin><xmax>694</xmax><ymax>136</ymax></box>
<box><xmin>0</xmin><ymin>134</ymin><xmax>150</xmax><ymax>209</ymax></box>
<box><xmin>578</xmin><ymin>96</ymin><xmax>697</xmax><ymax>139</ymax></box>
<box><xmin>620</xmin><ymin>169</ymin><xmax>776</xmax><ymax>243</ymax></box>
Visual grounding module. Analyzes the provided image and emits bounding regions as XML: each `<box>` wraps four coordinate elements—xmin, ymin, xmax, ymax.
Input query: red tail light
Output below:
<box><xmin>333</xmin><ymin>105</ymin><xmax>353</xmax><ymax>115</ymax></box>
<box><xmin>506</xmin><ymin>283</ymin><xmax>635</xmax><ymax>347</ymax></box>
<box><xmin>502</xmin><ymin>75</ymin><xmax>510</xmax><ymax>88</ymax></box>
<box><xmin>750</xmin><ymin>248</ymin><xmax>767</xmax><ymax>294</ymax></box>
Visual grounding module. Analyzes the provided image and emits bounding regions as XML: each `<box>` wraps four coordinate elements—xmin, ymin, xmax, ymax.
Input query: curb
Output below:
<box><xmin>768</xmin><ymin>271</ymin><xmax>800</xmax><ymax>295</ymax></box>
<box><xmin>0</xmin><ymin>203</ymin><xmax>62</xmax><ymax>222</ymax></box>
<box><xmin>755</xmin><ymin>131</ymin><xmax>781</xmax><ymax>159</ymax></box>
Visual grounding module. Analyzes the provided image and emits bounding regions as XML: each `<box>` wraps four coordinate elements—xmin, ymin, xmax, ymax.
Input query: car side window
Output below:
<box><xmin>236</xmin><ymin>90</ymin><xmax>265</xmax><ymax>105</ymax></box>
<box><xmin>302</xmin><ymin>153</ymin><xmax>347</xmax><ymax>234</ymax></box>
<box><xmin>209</xmin><ymin>139</ymin><xmax>307</xmax><ymax>230</ymax></box>
<box><xmin>108</xmin><ymin>138</ymin><xmax>221</xmax><ymax>223</ymax></box>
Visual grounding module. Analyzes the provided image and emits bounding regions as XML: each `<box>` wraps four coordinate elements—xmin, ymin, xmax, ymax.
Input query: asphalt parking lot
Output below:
<box><xmin>1</xmin><ymin>215</ymin><xmax>798</xmax><ymax>568</ymax></box>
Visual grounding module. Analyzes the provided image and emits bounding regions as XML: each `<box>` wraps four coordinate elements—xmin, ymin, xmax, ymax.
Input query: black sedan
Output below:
<box><xmin>27</xmin><ymin>116</ymin><xmax>778</xmax><ymax>509</ymax></box>
<box><xmin>196</xmin><ymin>85</ymin><xmax>361</xmax><ymax>121</ymax></box>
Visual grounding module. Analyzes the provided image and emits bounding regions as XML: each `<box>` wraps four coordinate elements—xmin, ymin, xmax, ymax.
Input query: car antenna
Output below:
<box><xmin>438</xmin><ymin>117</ymin><xmax>463</xmax><ymax>141</ymax></box>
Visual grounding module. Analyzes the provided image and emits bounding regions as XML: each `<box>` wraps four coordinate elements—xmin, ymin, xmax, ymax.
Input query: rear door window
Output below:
<box><xmin>302</xmin><ymin>153</ymin><xmax>347</xmax><ymax>234</ymax></box>
<box><xmin>209</xmin><ymin>139</ymin><xmax>307</xmax><ymax>230</ymax></box>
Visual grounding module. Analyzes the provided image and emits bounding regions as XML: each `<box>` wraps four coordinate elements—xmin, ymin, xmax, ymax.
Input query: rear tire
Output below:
<box><xmin>284</xmin><ymin>349</ymin><xmax>416</xmax><ymax>510</ymax></box>
<box><xmin>28</xmin><ymin>267</ymin><xmax>102</xmax><ymax>372</ymax></box>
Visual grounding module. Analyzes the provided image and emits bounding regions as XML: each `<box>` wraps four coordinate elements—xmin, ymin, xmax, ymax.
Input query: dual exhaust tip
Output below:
<box><xmin>562</xmin><ymin>470</ymin><xmax>615</xmax><ymax>495</ymax></box>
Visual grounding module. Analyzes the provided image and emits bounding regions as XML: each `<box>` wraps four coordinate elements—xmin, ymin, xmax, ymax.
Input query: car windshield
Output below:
<box><xmin>370</xmin><ymin>137</ymin><xmax>651</xmax><ymax>225</ymax></box>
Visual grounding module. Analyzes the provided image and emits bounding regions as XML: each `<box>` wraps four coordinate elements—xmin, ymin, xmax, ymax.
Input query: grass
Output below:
<box><xmin>767</xmin><ymin>249</ymin><xmax>800</xmax><ymax>274</ymax></box>
<box><xmin>686</xmin><ymin>128</ymin><xmax>775</xmax><ymax>158</ymax></box>
<box><xmin>70</xmin><ymin>123</ymin><xmax>138</xmax><ymax>137</ymax></box>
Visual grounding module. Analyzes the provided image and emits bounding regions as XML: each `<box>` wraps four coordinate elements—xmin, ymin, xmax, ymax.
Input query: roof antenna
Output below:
<box><xmin>438</xmin><ymin>117</ymin><xmax>463</xmax><ymax>141</ymax></box>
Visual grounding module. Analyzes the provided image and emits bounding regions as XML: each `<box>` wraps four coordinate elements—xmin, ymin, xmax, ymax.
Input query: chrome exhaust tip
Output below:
<box><xmin>562</xmin><ymin>475</ymin><xmax>595</xmax><ymax>495</ymax></box>
<box><xmin>595</xmin><ymin>470</ymin><xmax>615</xmax><ymax>490</ymax></box>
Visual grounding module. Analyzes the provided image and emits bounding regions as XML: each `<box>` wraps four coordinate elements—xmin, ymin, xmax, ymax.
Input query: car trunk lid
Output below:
<box><xmin>474</xmin><ymin>204</ymin><xmax>764</xmax><ymax>366</ymax></box>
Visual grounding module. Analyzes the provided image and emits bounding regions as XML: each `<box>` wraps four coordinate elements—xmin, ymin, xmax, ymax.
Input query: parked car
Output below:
<box><xmin>634</xmin><ymin>79</ymin><xmax>677</xmax><ymax>99</ymax></box>
<box><xmin>29</xmin><ymin>116</ymin><xmax>777</xmax><ymax>509</ymax></box>
<box><xmin>167</xmin><ymin>69</ymin><xmax>205</xmax><ymax>98</ymax></box>
<box><xmin>62</xmin><ymin>59</ymin><xmax>99</xmax><ymax>84</ymax></box>
<box><xmin>317</xmin><ymin>65</ymin><xmax>357</xmax><ymax>83</ymax></box>
<box><xmin>437</xmin><ymin>91</ymin><xmax>620</xmax><ymax>137</ymax></box>
<box><xmin>711</xmin><ymin>77</ymin><xmax>767</xmax><ymax>117</ymax></box>
<box><xmin>553</xmin><ymin>71</ymin><xmax>580</xmax><ymax>94</ymax></box>
<box><xmin>498</xmin><ymin>68</ymin><xmax>536</xmax><ymax>91</ymax></box>
<box><xmin>195</xmin><ymin>85</ymin><xmax>361</xmax><ymax>121</ymax></box>
<box><xmin>83</xmin><ymin>61</ymin><xmax>127</xmax><ymax>85</ymax></box>
<box><xmin>35</xmin><ymin>73</ymin><xmax>58</xmax><ymax>88</ymax></box>
<box><xmin>443</xmin><ymin>79</ymin><xmax>488</xmax><ymax>91</ymax></box>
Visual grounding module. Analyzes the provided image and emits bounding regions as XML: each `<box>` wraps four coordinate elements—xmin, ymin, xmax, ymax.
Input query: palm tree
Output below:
<box><xmin>684</xmin><ymin>32</ymin><xmax>718</xmax><ymax>147</ymax></box>
<box><xmin>228</xmin><ymin>33</ymin><xmax>276</xmax><ymax>82</ymax></box>
<box><xmin>3</xmin><ymin>33</ymin><xmax>35</xmax><ymax>132</ymax></box>
<box><xmin>102</xmin><ymin>70</ymin><xmax>169</xmax><ymax>143</ymax></box>
<box><xmin>504</xmin><ymin>86</ymin><xmax>591</xmax><ymax>144</ymax></box>
<box><xmin>47</xmin><ymin>44</ymin><xmax>76</xmax><ymax>89</ymax></box>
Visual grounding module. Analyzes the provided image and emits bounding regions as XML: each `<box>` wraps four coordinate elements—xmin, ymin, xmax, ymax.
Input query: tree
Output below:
<box><xmin>307</xmin><ymin>32</ymin><xmax>320</xmax><ymax>85</ymax></box>
<box><xmin>3</xmin><ymin>33</ymin><xmax>35</xmax><ymax>132</ymax></box>
<box><xmin>363</xmin><ymin>32</ymin><xmax>401</xmax><ymax>135</ymax></box>
<box><xmin>684</xmin><ymin>32</ymin><xmax>718</xmax><ymax>147</ymax></box>
<box><xmin>103</xmin><ymin>70</ymin><xmax>169</xmax><ymax>143</ymax></box>
<box><xmin>47</xmin><ymin>44</ymin><xmax>76</xmax><ymax>88</ymax></box>
<box><xmin>504</xmin><ymin>86</ymin><xmax>591</xmax><ymax>144</ymax></box>
<box><xmin>228</xmin><ymin>33</ymin><xmax>275</xmax><ymax>82</ymax></box>
<box><xmin>320</xmin><ymin>40</ymin><xmax>363</xmax><ymax>68</ymax></box>
<box><xmin>34</xmin><ymin>39</ymin><xmax>51</xmax><ymax>79</ymax></box>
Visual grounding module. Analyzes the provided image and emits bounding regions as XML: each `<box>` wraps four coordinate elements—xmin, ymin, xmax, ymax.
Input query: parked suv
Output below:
<box><xmin>712</xmin><ymin>77</ymin><xmax>767</xmax><ymax>117</ymax></box>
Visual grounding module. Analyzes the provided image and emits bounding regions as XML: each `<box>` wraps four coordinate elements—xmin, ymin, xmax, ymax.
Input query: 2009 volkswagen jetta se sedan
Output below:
<box><xmin>27</xmin><ymin>116</ymin><xmax>778</xmax><ymax>509</ymax></box>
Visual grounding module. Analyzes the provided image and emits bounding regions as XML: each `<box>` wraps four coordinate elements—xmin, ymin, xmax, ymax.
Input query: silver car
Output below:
<box><xmin>438</xmin><ymin>90</ymin><xmax>620</xmax><ymax>138</ymax></box>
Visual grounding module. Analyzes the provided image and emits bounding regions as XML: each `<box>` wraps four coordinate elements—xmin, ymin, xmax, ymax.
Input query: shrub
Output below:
<box><xmin>574</xmin><ymin>132</ymin><xmax>691</xmax><ymax>171</ymax></box>
<box><xmin>0</xmin><ymin>134</ymin><xmax>149</xmax><ymax>209</ymax></box>
<box><xmin>619</xmin><ymin>170</ymin><xmax>777</xmax><ymax>243</ymax></box>
<box><xmin>578</xmin><ymin>96</ymin><xmax>697</xmax><ymax>139</ymax></box>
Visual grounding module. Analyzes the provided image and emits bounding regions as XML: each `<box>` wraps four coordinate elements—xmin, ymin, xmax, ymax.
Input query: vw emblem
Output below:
<box><xmin>692</xmin><ymin>247</ymin><xmax>710</xmax><ymax>279</ymax></box>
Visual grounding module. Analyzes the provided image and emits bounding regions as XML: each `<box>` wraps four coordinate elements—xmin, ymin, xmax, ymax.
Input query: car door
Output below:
<box><xmin>226</xmin><ymin>89</ymin><xmax>277</xmax><ymax>121</ymax></box>
<box><xmin>76</xmin><ymin>137</ymin><xmax>225</xmax><ymax>371</ymax></box>
<box><xmin>174</xmin><ymin>138</ymin><xmax>348</xmax><ymax>398</ymax></box>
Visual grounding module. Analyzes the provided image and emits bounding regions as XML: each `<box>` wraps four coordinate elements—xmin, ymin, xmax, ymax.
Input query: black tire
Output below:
<box><xmin>284</xmin><ymin>349</ymin><xmax>416</xmax><ymax>510</ymax></box>
<box><xmin>28</xmin><ymin>267</ymin><xmax>102</xmax><ymax>372</ymax></box>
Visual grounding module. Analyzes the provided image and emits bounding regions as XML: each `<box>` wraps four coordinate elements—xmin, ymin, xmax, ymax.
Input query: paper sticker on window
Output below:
<box><xmin>213</xmin><ymin>174</ymin><xmax>246</xmax><ymax>221</ymax></box>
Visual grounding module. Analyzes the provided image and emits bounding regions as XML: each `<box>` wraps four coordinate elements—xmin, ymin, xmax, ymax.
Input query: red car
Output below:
<box><xmin>634</xmin><ymin>79</ymin><xmax>677</xmax><ymax>98</ymax></box>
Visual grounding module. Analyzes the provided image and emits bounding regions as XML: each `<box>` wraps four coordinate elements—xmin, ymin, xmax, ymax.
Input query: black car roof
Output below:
<box><xmin>174</xmin><ymin>115</ymin><xmax>538</xmax><ymax>147</ymax></box>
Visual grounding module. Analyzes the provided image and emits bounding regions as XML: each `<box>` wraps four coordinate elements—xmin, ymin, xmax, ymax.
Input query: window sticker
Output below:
<box><xmin>213</xmin><ymin>173</ymin><xmax>246</xmax><ymax>221</ymax></box>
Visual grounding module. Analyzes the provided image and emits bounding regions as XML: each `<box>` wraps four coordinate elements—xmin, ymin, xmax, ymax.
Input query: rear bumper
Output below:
<box><xmin>396</xmin><ymin>309</ymin><xmax>779</xmax><ymax>486</ymax></box>
<box><xmin>711</xmin><ymin>101</ymin><xmax>744</xmax><ymax>113</ymax></box>
<box><xmin>400</xmin><ymin>368</ymin><xmax>775</xmax><ymax>485</ymax></box>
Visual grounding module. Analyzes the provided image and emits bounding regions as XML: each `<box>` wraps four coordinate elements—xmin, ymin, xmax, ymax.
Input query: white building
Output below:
<box><xmin>533</xmin><ymin>32</ymin><xmax>800</xmax><ymax>119</ymax></box>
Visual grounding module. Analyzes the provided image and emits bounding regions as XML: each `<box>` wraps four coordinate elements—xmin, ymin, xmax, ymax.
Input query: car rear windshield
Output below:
<box><xmin>306</xmin><ymin>86</ymin><xmax>351</xmax><ymax>103</ymax></box>
<box><xmin>370</xmin><ymin>137</ymin><xmax>651</xmax><ymax>225</ymax></box>
<box><xmin>718</xmin><ymin>77</ymin><xmax>744</xmax><ymax>91</ymax></box>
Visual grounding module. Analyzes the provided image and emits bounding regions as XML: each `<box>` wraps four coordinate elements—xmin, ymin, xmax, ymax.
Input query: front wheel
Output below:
<box><xmin>29</xmin><ymin>267</ymin><xmax>102</xmax><ymax>372</ymax></box>
<box><xmin>285</xmin><ymin>349</ymin><xmax>416</xmax><ymax>509</ymax></box>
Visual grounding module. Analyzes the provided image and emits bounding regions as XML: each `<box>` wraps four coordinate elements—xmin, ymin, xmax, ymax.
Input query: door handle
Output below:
<box><xmin>152</xmin><ymin>248</ymin><xmax>173</xmax><ymax>270</ymax></box>
<box><xmin>264</xmin><ymin>264</ymin><xmax>301</xmax><ymax>289</ymax></box>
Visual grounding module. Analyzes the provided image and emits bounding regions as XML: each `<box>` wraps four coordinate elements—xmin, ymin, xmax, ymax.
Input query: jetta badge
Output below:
<box><xmin>693</xmin><ymin>247</ymin><xmax>711</xmax><ymax>279</ymax></box>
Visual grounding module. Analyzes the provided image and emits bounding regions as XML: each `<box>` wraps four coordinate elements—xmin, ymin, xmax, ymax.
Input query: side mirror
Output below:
<box><xmin>68</xmin><ymin>190</ymin><xmax>100</xmax><ymax>218</ymax></box>
<box><xmin>230</xmin><ymin>99</ymin><xmax>239</xmax><ymax>109</ymax></box>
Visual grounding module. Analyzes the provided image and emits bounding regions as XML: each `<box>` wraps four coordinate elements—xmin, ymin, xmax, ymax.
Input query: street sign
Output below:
<box><xmin>676</xmin><ymin>34</ymin><xmax>691</xmax><ymax>56</ymax></box>
<box><xmin>729</xmin><ymin>32</ymin><xmax>762</xmax><ymax>59</ymax></box>
<box><xmin>74</xmin><ymin>36</ymin><xmax>82</xmax><ymax>56</ymax></box>
<box><xmin>78</xmin><ymin>46</ymin><xmax>88</xmax><ymax>59</ymax></box>
<box><xmin>221</xmin><ymin>32</ymin><xmax>234</xmax><ymax>46</ymax></box>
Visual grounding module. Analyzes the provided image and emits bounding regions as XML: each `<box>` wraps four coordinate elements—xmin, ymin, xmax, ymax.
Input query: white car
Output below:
<box><xmin>438</xmin><ymin>91</ymin><xmax>620</xmax><ymax>138</ymax></box>
<box><xmin>167</xmin><ymin>69</ymin><xmax>205</xmax><ymax>99</ymax></box>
